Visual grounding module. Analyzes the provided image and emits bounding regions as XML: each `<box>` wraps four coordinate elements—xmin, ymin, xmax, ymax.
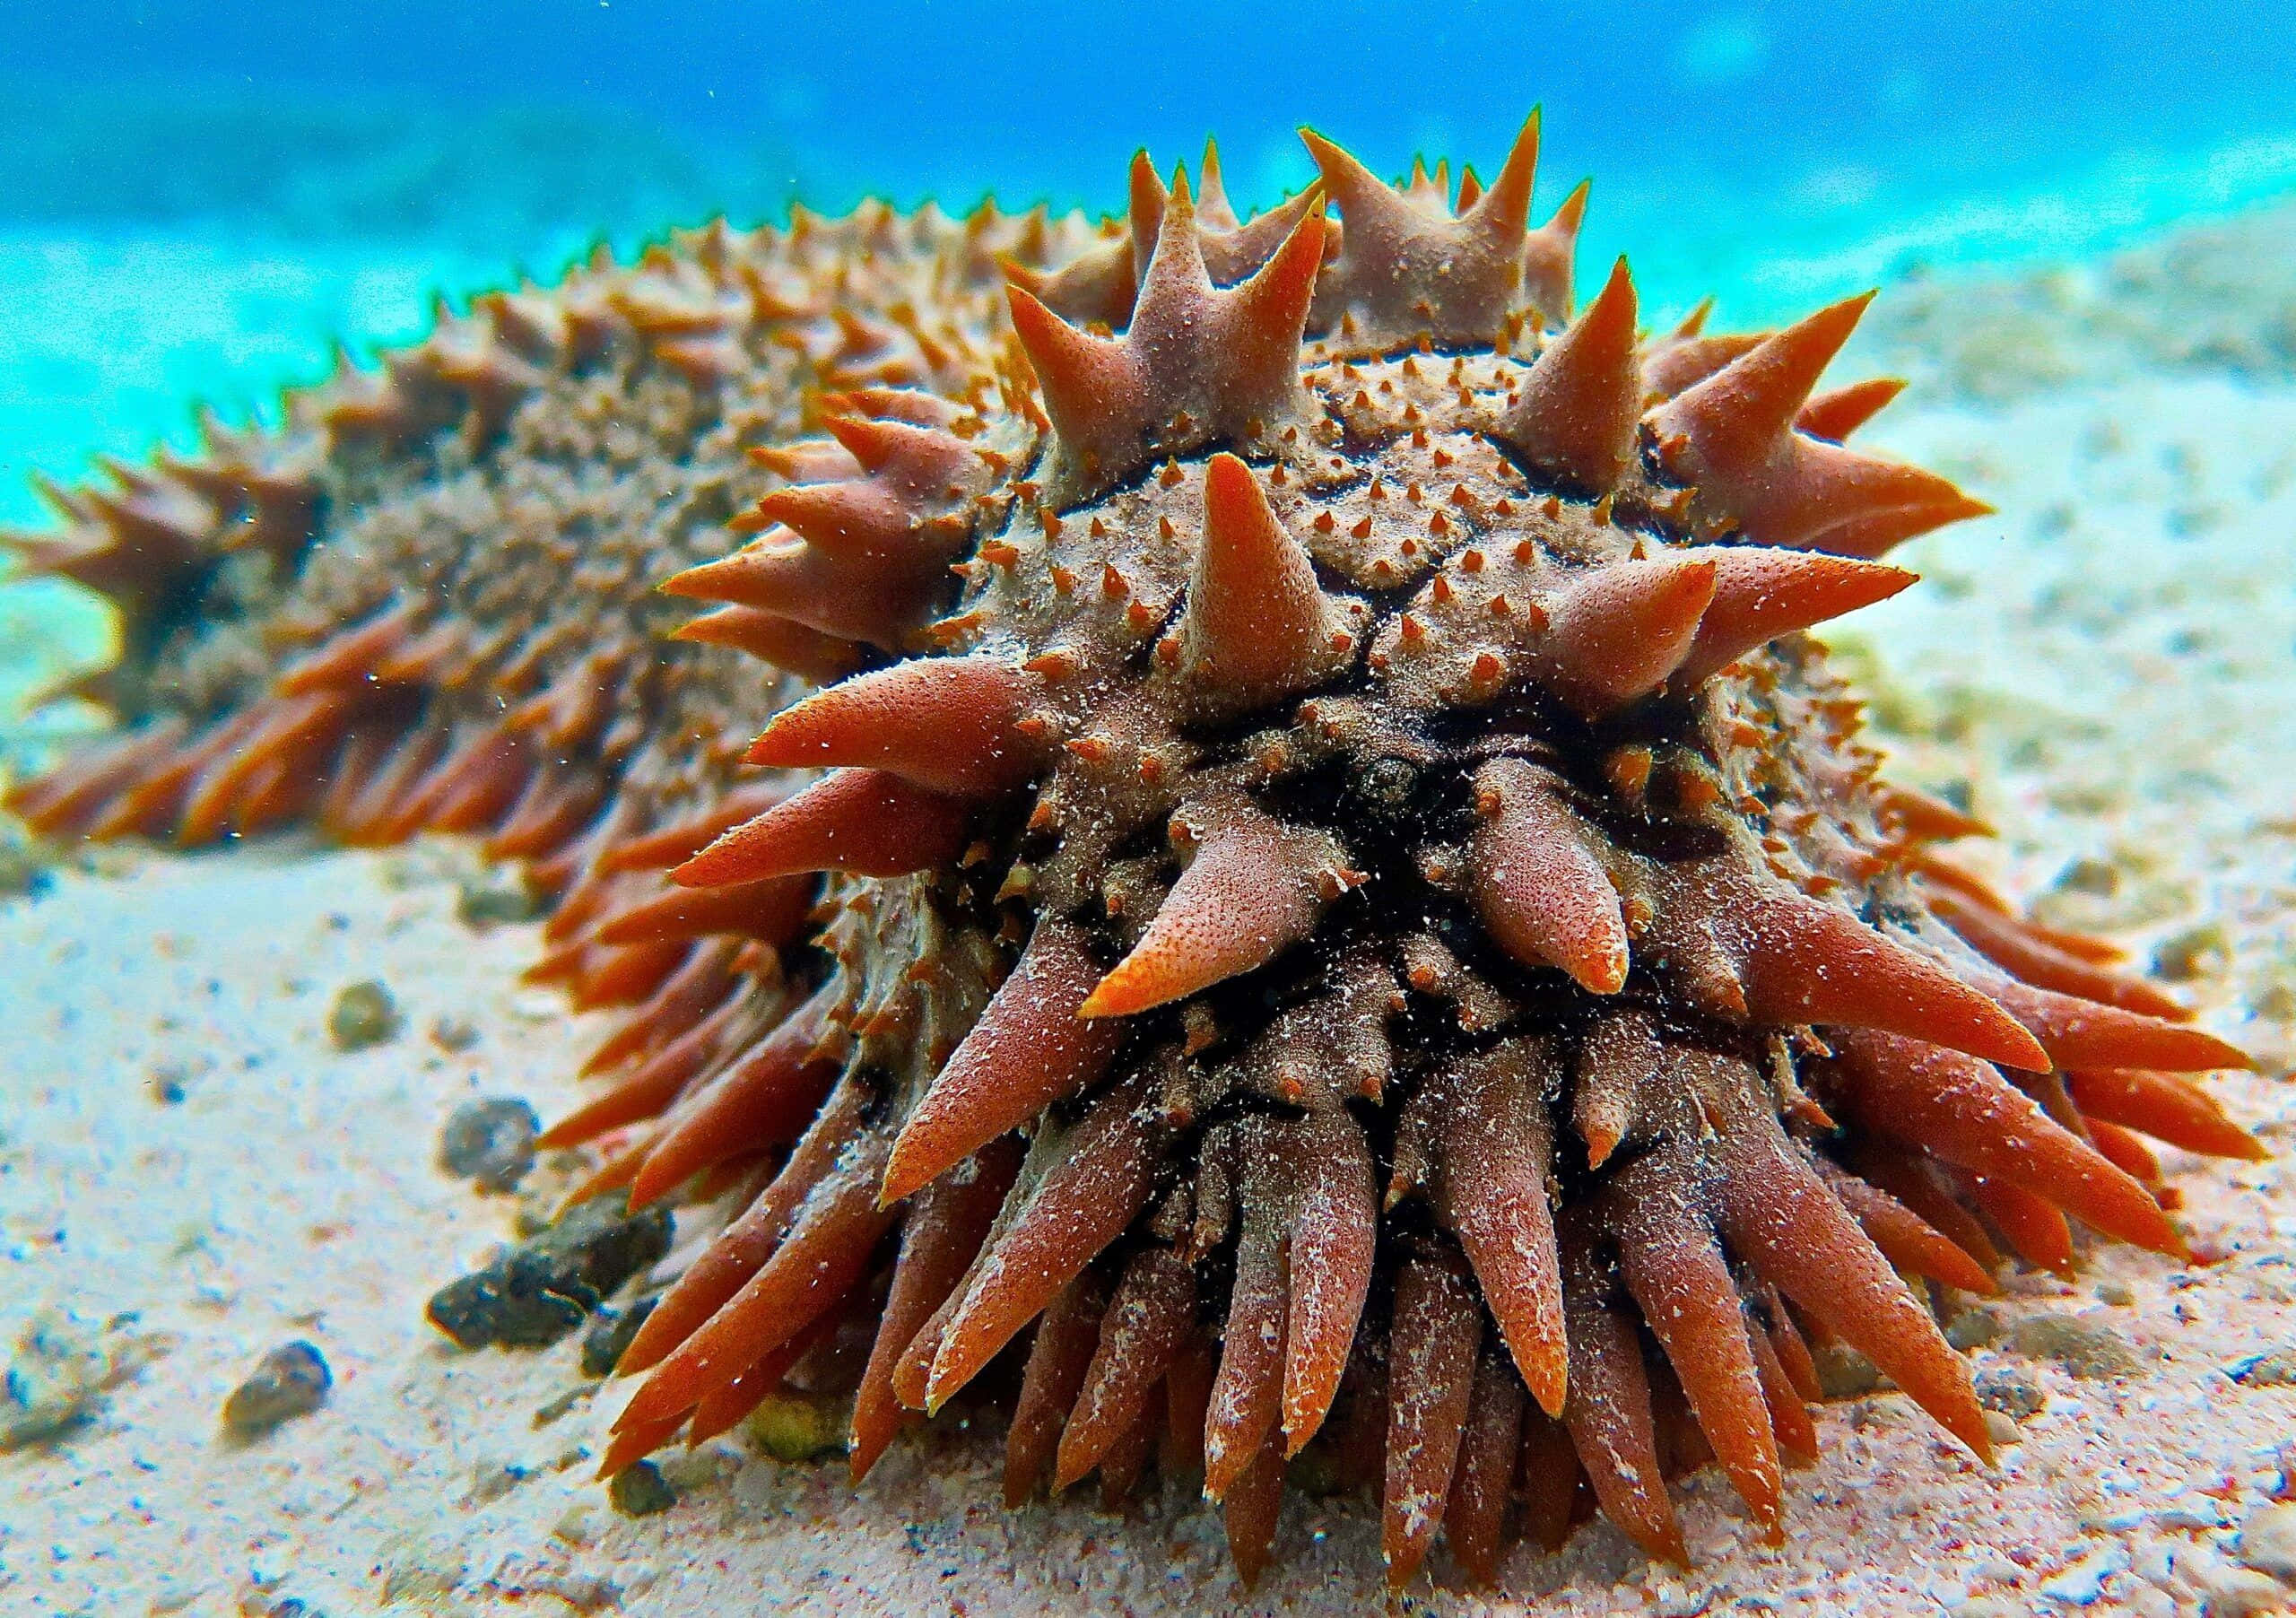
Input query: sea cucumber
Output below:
<box><xmin>4</xmin><ymin>114</ymin><xmax>2266</xmax><ymax>1589</ymax></box>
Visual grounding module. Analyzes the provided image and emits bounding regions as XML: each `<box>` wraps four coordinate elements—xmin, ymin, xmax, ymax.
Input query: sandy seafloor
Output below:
<box><xmin>2</xmin><ymin>196</ymin><xmax>2296</xmax><ymax>1618</ymax></box>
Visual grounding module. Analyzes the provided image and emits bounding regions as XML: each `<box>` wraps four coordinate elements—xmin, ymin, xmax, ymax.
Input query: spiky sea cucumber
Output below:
<box><xmin>4</xmin><ymin>114</ymin><xmax>2267</xmax><ymax>1589</ymax></box>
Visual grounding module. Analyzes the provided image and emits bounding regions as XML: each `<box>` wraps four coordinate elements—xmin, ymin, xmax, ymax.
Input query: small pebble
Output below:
<box><xmin>1983</xmin><ymin>1410</ymin><xmax>2022</xmax><ymax>1446</ymax></box>
<box><xmin>2008</xmin><ymin>1311</ymin><xmax>2141</xmax><ymax>1379</ymax></box>
<box><xmin>580</xmin><ymin>1296</ymin><xmax>658</xmax><ymax>1379</ymax></box>
<box><xmin>146</xmin><ymin>1061</ymin><xmax>189</xmax><ymax>1105</ymax></box>
<box><xmin>2228</xmin><ymin>1345</ymin><xmax>2296</xmax><ymax>1387</ymax></box>
<box><xmin>0</xmin><ymin>828</ymin><xmax>51</xmax><ymax>898</ymax></box>
<box><xmin>465</xmin><ymin>1460</ymin><xmax>533</xmax><ymax>1506</ymax></box>
<box><xmin>1812</xmin><ymin>1343</ymin><xmax>1884</xmax><ymax>1398</ymax></box>
<box><xmin>2094</xmin><ymin>1280</ymin><xmax>2135</xmax><ymax>1307</ymax></box>
<box><xmin>222</xmin><ymin>1341</ymin><xmax>331</xmax><ymax>1435</ymax></box>
<box><xmin>744</xmin><ymin>1390</ymin><xmax>848</xmax><ymax>1463</ymax></box>
<box><xmin>608</xmin><ymin>1459</ymin><xmax>676</xmax><ymax>1517</ymax></box>
<box><xmin>327</xmin><ymin>980</ymin><xmax>401</xmax><ymax>1051</ymax></box>
<box><xmin>2053</xmin><ymin>857</ymin><xmax>2120</xmax><ymax>897</ymax></box>
<box><xmin>531</xmin><ymin>1382</ymin><xmax>600</xmax><ymax>1428</ymax></box>
<box><xmin>0</xmin><ymin>1310</ymin><xmax>111</xmax><ymax>1449</ymax></box>
<box><xmin>437</xmin><ymin>1097</ymin><xmax>541</xmax><ymax>1194</ymax></box>
<box><xmin>425</xmin><ymin>1196</ymin><xmax>673</xmax><ymax>1351</ymax></box>
<box><xmin>430</xmin><ymin>1015</ymin><xmax>481</xmax><ymax>1053</ymax></box>
<box><xmin>456</xmin><ymin>874</ymin><xmax>542</xmax><ymax>926</ymax></box>
<box><xmin>1975</xmin><ymin>1365</ymin><xmax>2047</xmax><ymax>1418</ymax></box>
<box><xmin>2039</xmin><ymin>1544</ymin><xmax>2127</xmax><ymax>1605</ymax></box>
<box><xmin>1946</xmin><ymin>1306</ymin><xmax>2005</xmax><ymax>1350</ymax></box>
<box><xmin>2237</xmin><ymin>1501</ymin><xmax>2296</xmax><ymax>1582</ymax></box>
<box><xmin>521</xmin><ymin>1570</ymin><xmax>622</xmax><ymax>1614</ymax></box>
<box><xmin>376</xmin><ymin>1527</ymin><xmax>465</xmax><ymax>1604</ymax></box>
<box><xmin>2152</xmin><ymin>921</ymin><xmax>2229</xmax><ymax>982</ymax></box>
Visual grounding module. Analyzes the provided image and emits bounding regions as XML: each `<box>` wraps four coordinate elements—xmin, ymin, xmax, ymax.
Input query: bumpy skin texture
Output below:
<box><xmin>7</xmin><ymin>115</ymin><xmax>2266</xmax><ymax>1591</ymax></box>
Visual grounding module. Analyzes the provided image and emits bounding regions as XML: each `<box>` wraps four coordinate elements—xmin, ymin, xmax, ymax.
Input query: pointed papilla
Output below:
<box><xmin>1079</xmin><ymin>800</ymin><xmax>1344</xmax><ymax>1018</ymax></box>
<box><xmin>1499</xmin><ymin>256</ymin><xmax>1639</xmax><ymax>493</ymax></box>
<box><xmin>924</xmin><ymin>1075</ymin><xmax>1161</xmax><ymax>1411</ymax></box>
<box><xmin>1179</xmin><ymin>453</ymin><xmax>1348</xmax><ymax>717</ymax></box>
<box><xmin>673</xmin><ymin>769</ymin><xmax>970</xmax><ymax>887</ymax></box>
<box><xmin>880</xmin><ymin>916</ymin><xmax>1122</xmax><ymax>1205</ymax></box>
<box><xmin>747</xmin><ymin>655</ymin><xmax>1047</xmax><ymax>796</ymax></box>
<box><xmin>1537</xmin><ymin>553</ymin><xmax>1718</xmax><ymax>712</ymax></box>
<box><xmin>1649</xmin><ymin>293</ymin><xmax>1993</xmax><ymax>555</ymax></box>
<box><xmin>1471</xmin><ymin>758</ymin><xmax>1628</xmax><ymax>995</ymax></box>
<box><xmin>1673</xmin><ymin>545</ymin><xmax>1916</xmax><ymax>685</ymax></box>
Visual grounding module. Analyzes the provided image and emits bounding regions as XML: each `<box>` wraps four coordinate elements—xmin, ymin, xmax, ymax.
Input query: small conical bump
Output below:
<box><xmin>1381</xmin><ymin>1252</ymin><xmax>1481</xmax><ymax>1589</ymax></box>
<box><xmin>662</xmin><ymin>528</ymin><xmax>952</xmax><ymax>648</ymax></box>
<box><xmin>924</xmin><ymin>1074</ymin><xmax>1162</xmax><ymax>1412</ymax></box>
<box><xmin>1003</xmin><ymin>239</ymin><xmax>1138</xmax><ymax>333</ymax></box>
<box><xmin>1817</xmin><ymin>1159</ymin><xmax>1999</xmax><ymax>1295</ymax></box>
<box><xmin>1196</xmin><ymin>137</ymin><xmax>1239</xmax><ymax>230</ymax></box>
<box><xmin>1467</xmin><ymin>109</ymin><xmax>1543</xmax><ymax>243</ymax></box>
<box><xmin>1707</xmin><ymin>1074</ymin><xmax>1993</xmax><ymax>1465</ymax></box>
<box><xmin>1079</xmin><ymin>801</ymin><xmax>1345</xmax><ymax>1018</ymax></box>
<box><xmin>1536</xmin><ymin>554</ymin><xmax>1718</xmax><ymax>712</ymax></box>
<box><xmin>1640</xmin><ymin>328</ymin><xmax>1767</xmax><ymax>402</ymax></box>
<box><xmin>1423</xmin><ymin>1040</ymin><xmax>1570</xmax><ymax>1416</ymax></box>
<box><xmin>1470</xmin><ymin>758</ymin><xmax>1629</xmax><ymax>994</ymax></box>
<box><xmin>1179</xmin><ymin>454</ymin><xmax>1349</xmax><ymax>716</ymax></box>
<box><xmin>1929</xmin><ymin>887</ymin><xmax>2193</xmax><ymax>1023</ymax></box>
<box><xmin>745</xmin><ymin>656</ymin><xmax>1048</xmax><ymax>796</ymax></box>
<box><xmin>1126</xmin><ymin>149</ymin><xmax>1170</xmax><ymax>282</ymax></box>
<box><xmin>1672</xmin><ymin>547</ymin><xmax>1916</xmax><ymax>686</ymax></box>
<box><xmin>1559</xmin><ymin>1224</ymin><xmax>1690</xmax><ymax>1566</ymax></box>
<box><xmin>818</xmin><ymin>413</ymin><xmax>959</xmax><ymax>482</ymax></box>
<box><xmin>1005</xmin><ymin>283</ymin><xmax>1132</xmax><ymax>459</ymax></box>
<box><xmin>1278</xmin><ymin>1112</ymin><xmax>1379</xmax><ymax>1453</ymax></box>
<box><xmin>2066</xmin><ymin>1068</ymin><xmax>2268</xmax><ymax>1162</ymax></box>
<box><xmin>1696</xmin><ymin>882</ymin><xmax>2051</xmax><ymax>1072</ymax></box>
<box><xmin>1053</xmin><ymin>1245</ymin><xmax>1196</xmax><ymax>1491</ymax></box>
<box><xmin>1575</xmin><ymin>1010</ymin><xmax>1665</xmax><ymax>1169</ymax></box>
<box><xmin>1973</xmin><ymin>972</ymin><xmax>2253</xmax><ymax>1074</ymax></box>
<box><xmin>1495</xmin><ymin>257</ymin><xmax>1639</xmax><ymax>493</ymax></box>
<box><xmin>1607</xmin><ymin>1147</ymin><xmax>1785</xmax><ymax>1533</ymax></box>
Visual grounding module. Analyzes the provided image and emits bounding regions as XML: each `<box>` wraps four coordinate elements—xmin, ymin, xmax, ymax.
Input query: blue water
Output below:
<box><xmin>10</xmin><ymin>0</ymin><xmax>2296</xmax><ymax>264</ymax></box>
<box><xmin>1</xmin><ymin>0</ymin><xmax>2293</xmax><ymax>726</ymax></box>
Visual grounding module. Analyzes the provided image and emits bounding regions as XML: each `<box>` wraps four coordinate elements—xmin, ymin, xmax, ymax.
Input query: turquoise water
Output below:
<box><xmin>3</xmin><ymin>3</ymin><xmax>2294</xmax><ymax>732</ymax></box>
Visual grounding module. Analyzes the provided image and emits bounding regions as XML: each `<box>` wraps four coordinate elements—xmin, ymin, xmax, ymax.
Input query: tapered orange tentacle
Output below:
<box><xmin>2066</xmin><ymin>1067</ymin><xmax>2266</xmax><ymax>1161</ymax></box>
<box><xmin>849</xmin><ymin>1136</ymin><xmax>1023</xmax><ymax>1483</ymax></box>
<box><xmin>1608</xmin><ymin>1147</ymin><xmax>1784</xmax><ymax>1534</ymax></box>
<box><xmin>882</xmin><ymin>916</ymin><xmax>1122</xmax><ymax>1204</ymax></box>
<box><xmin>1382</xmin><ymin>1251</ymin><xmax>1481</xmax><ymax>1589</ymax></box>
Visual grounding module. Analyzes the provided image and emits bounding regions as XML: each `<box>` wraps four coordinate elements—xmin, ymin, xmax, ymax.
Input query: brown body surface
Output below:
<box><xmin>4</xmin><ymin>113</ymin><xmax>2264</xmax><ymax>1591</ymax></box>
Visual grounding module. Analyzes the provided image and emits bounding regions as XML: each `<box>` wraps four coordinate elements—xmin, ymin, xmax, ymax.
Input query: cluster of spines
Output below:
<box><xmin>4</xmin><ymin>117</ymin><xmax>2266</xmax><ymax>1595</ymax></box>
<box><xmin>563</xmin><ymin>126</ymin><xmax>2253</xmax><ymax>1588</ymax></box>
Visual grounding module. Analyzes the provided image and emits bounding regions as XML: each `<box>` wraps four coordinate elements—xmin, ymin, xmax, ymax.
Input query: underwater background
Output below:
<box><xmin>7</xmin><ymin>0</ymin><xmax>2296</xmax><ymax>517</ymax></box>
